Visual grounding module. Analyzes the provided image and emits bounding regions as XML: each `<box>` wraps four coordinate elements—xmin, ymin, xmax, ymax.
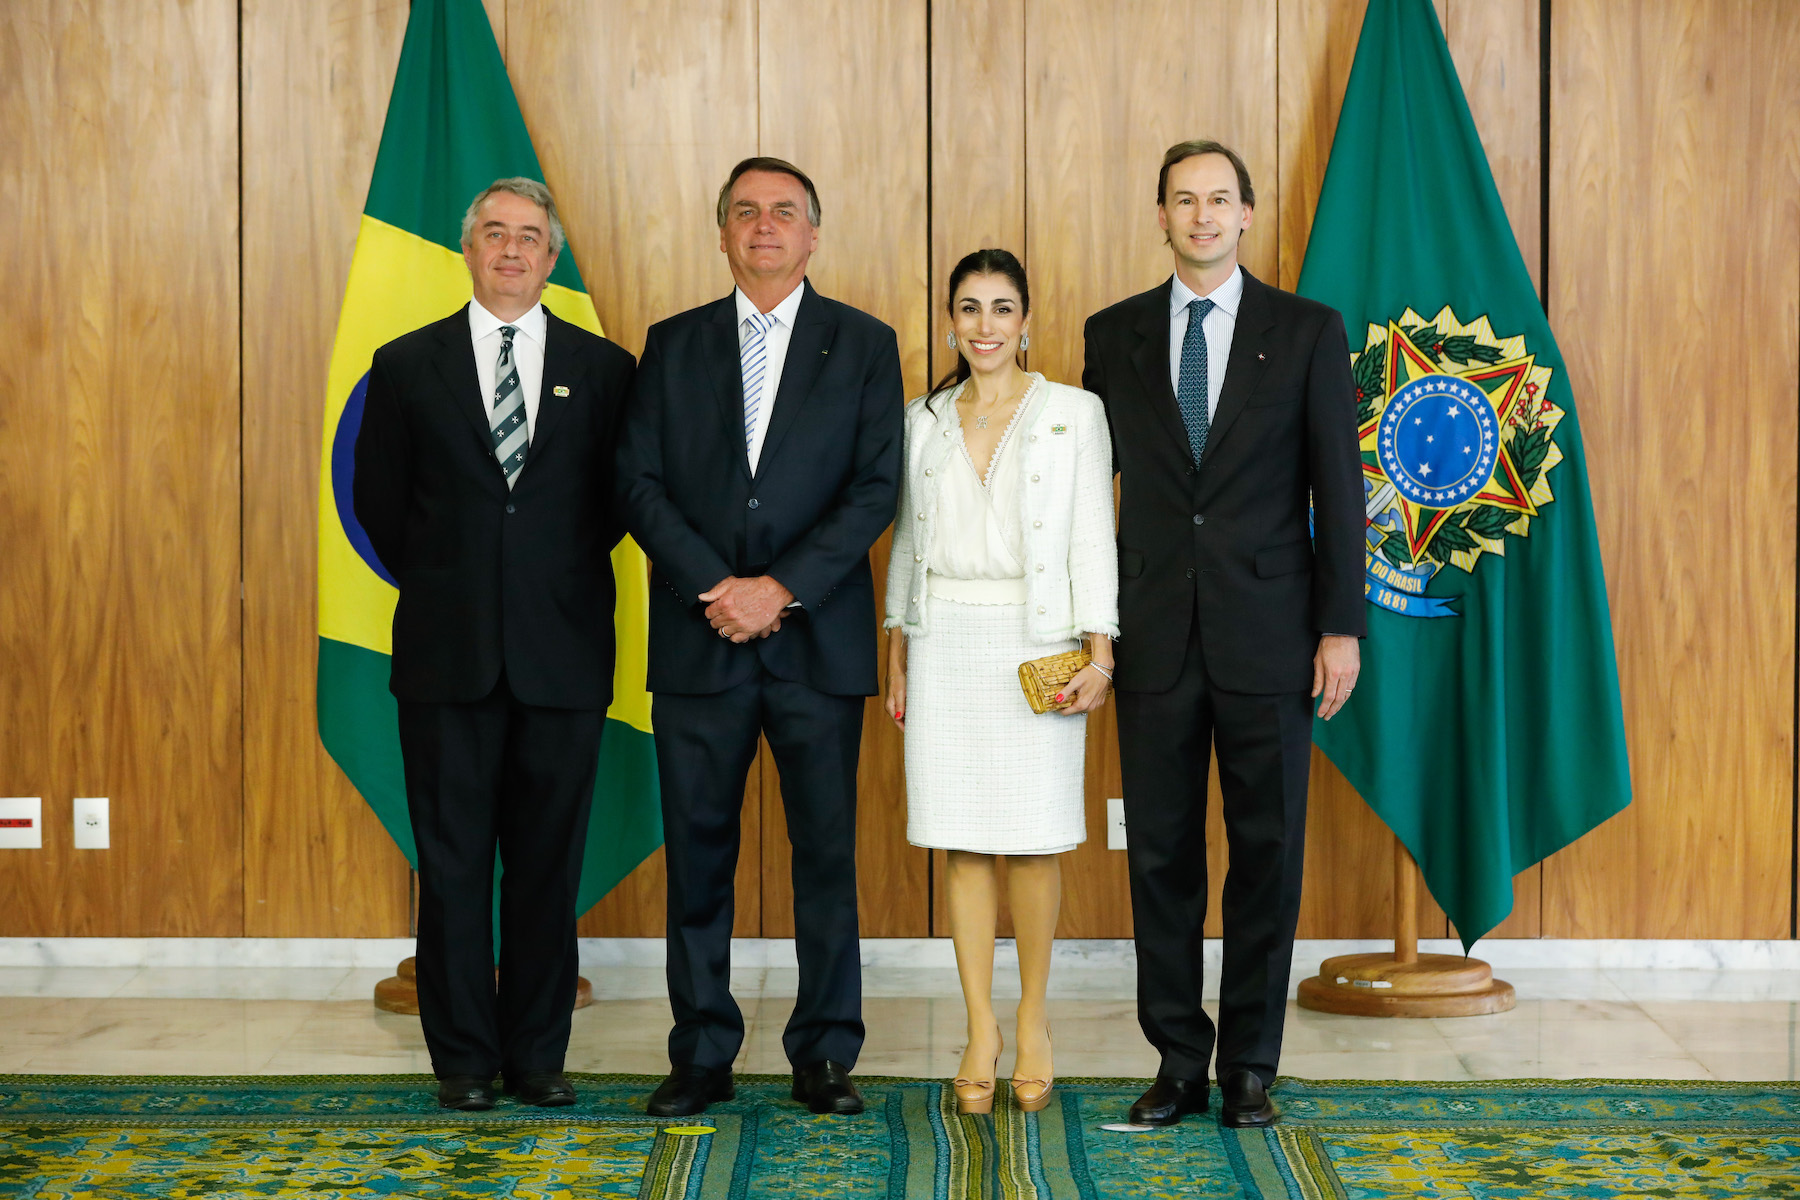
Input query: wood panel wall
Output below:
<box><xmin>0</xmin><ymin>1</ymin><xmax>243</xmax><ymax>936</ymax></box>
<box><xmin>3</xmin><ymin>0</ymin><xmax>1796</xmax><ymax>945</ymax></box>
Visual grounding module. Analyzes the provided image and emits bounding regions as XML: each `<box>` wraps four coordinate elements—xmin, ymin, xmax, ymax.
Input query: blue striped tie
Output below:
<box><xmin>741</xmin><ymin>310</ymin><xmax>776</xmax><ymax>454</ymax></box>
<box><xmin>1176</xmin><ymin>297</ymin><xmax>1215</xmax><ymax>465</ymax></box>
<box><xmin>489</xmin><ymin>325</ymin><xmax>527</xmax><ymax>488</ymax></box>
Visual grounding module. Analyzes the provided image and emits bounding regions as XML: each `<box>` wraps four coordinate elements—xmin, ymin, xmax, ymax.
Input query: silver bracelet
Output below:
<box><xmin>1090</xmin><ymin>662</ymin><xmax>1114</xmax><ymax>681</ymax></box>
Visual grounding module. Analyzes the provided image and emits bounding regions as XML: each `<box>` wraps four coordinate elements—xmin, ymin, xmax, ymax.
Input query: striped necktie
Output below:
<box><xmin>490</xmin><ymin>324</ymin><xmax>527</xmax><ymax>488</ymax></box>
<box><xmin>1176</xmin><ymin>297</ymin><xmax>1215</xmax><ymax>465</ymax></box>
<box><xmin>741</xmin><ymin>310</ymin><xmax>776</xmax><ymax>455</ymax></box>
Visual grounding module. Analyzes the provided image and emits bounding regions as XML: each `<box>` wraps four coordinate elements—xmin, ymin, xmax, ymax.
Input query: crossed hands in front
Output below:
<box><xmin>703</xmin><ymin>576</ymin><xmax>794</xmax><ymax>642</ymax></box>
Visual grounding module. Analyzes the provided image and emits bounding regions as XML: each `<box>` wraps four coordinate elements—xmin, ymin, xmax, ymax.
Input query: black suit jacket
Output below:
<box><xmin>353</xmin><ymin>305</ymin><xmax>636</xmax><ymax>710</ymax></box>
<box><xmin>1083</xmin><ymin>268</ymin><xmax>1366</xmax><ymax>695</ymax></box>
<box><xmin>618</xmin><ymin>281</ymin><xmax>903</xmax><ymax>697</ymax></box>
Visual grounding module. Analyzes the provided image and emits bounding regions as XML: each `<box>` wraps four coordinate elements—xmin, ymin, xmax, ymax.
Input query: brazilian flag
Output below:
<box><xmin>317</xmin><ymin>0</ymin><xmax>660</xmax><ymax>913</ymax></box>
<box><xmin>1298</xmin><ymin>0</ymin><xmax>1630</xmax><ymax>945</ymax></box>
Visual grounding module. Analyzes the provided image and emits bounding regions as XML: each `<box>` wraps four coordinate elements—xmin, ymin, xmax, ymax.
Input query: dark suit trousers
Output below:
<box><xmin>1116</xmin><ymin>614</ymin><xmax>1313</xmax><ymax>1086</ymax></box>
<box><xmin>398</xmin><ymin>671</ymin><xmax>602</xmax><ymax>1079</ymax></box>
<box><xmin>655</xmin><ymin>667</ymin><xmax>865</xmax><ymax>1071</ymax></box>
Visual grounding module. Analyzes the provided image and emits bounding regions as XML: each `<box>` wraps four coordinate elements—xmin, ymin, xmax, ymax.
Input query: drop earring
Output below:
<box><xmin>1020</xmin><ymin>334</ymin><xmax>1030</xmax><ymax>351</ymax></box>
<box><xmin>946</xmin><ymin>333</ymin><xmax>957</xmax><ymax>349</ymax></box>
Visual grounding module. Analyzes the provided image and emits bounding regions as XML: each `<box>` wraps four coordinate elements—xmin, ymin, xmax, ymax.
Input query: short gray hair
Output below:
<box><xmin>460</xmin><ymin>177</ymin><xmax>565</xmax><ymax>256</ymax></box>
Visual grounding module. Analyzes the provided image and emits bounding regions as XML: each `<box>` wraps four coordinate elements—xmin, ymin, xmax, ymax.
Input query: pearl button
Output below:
<box><xmin>1030</xmin><ymin>474</ymin><xmax>1040</xmax><ymax>482</ymax></box>
<box><xmin>1035</xmin><ymin>564</ymin><xmax>1045</xmax><ymax>572</ymax></box>
<box><xmin>1037</xmin><ymin>606</ymin><xmax>1046</xmax><ymax>614</ymax></box>
<box><xmin>917</xmin><ymin>513</ymin><xmax>925</xmax><ymax>520</ymax></box>
<box><xmin>1029</xmin><ymin>434</ymin><xmax>1038</xmax><ymax>442</ymax></box>
<box><xmin>943</xmin><ymin>430</ymin><xmax>952</xmax><ymax>438</ymax></box>
<box><xmin>924</xmin><ymin>469</ymin><xmax>933</xmax><ymax>477</ymax></box>
<box><xmin>1033</xmin><ymin>520</ymin><xmax>1042</xmax><ymax>528</ymax></box>
<box><xmin>914</xmin><ymin>555</ymin><xmax>922</xmax><ymax>562</ymax></box>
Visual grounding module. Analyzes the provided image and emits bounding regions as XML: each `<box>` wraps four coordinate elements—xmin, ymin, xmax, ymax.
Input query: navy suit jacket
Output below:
<box><xmin>353</xmin><ymin>305</ymin><xmax>636</xmax><ymax>709</ymax></box>
<box><xmin>1083</xmin><ymin>268</ymin><xmax>1366</xmax><ymax>695</ymax></box>
<box><xmin>618</xmin><ymin>281</ymin><xmax>903</xmax><ymax>697</ymax></box>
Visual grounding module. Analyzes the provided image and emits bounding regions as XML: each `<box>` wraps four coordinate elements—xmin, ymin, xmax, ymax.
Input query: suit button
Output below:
<box><xmin>748</xmin><ymin>498</ymin><xmax>759</xmax><ymax>509</ymax></box>
<box><xmin>505</xmin><ymin>503</ymin><xmax>516</xmax><ymax>514</ymax></box>
<box><xmin>1193</xmin><ymin>514</ymin><xmax>1204</xmax><ymax>526</ymax></box>
<box><xmin>1186</xmin><ymin>465</ymin><xmax>1196</xmax><ymax>476</ymax></box>
<box><xmin>1186</xmin><ymin>567</ymin><xmax>1196</xmax><ymax>579</ymax></box>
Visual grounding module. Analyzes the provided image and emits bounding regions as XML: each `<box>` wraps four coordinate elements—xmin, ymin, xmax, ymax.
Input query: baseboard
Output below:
<box><xmin>2</xmin><ymin>937</ymin><xmax>1796</xmax><ymax>971</ymax></box>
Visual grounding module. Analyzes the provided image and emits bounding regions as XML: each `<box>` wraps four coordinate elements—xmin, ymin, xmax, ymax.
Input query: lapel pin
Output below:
<box><xmin>1257</xmin><ymin>353</ymin><xmax>1266</xmax><ymax>361</ymax></box>
<box><xmin>1051</xmin><ymin>424</ymin><xmax>1067</xmax><ymax>435</ymax></box>
<box><xmin>553</xmin><ymin>385</ymin><xmax>570</xmax><ymax>396</ymax></box>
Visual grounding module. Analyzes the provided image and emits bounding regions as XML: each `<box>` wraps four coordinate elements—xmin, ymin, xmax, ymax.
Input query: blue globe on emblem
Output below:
<box><xmin>1376</xmin><ymin>374</ymin><xmax>1499</xmax><ymax>509</ymax></box>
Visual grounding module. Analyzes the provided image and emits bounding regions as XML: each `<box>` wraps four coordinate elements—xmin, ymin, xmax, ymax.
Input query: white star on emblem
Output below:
<box><xmin>1419</xmin><ymin>464</ymin><xmax>1432</xmax><ymax>477</ymax></box>
<box><xmin>1415</xmin><ymin>417</ymin><xmax>1423</xmax><ymax>426</ymax></box>
<box><xmin>1427</xmin><ymin>435</ymin><xmax>1435</xmax><ymax>443</ymax></box>
<box><xmin>1447</xmin><ymin>404</ymin><xmax>1461</xmax><ymax>417</ymax></box>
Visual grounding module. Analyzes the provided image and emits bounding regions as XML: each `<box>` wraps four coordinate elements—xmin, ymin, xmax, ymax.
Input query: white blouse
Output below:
<box><xmin>927</xmin><ymin>376</ymin><xmax>1039</xmax><ymax>583</ymax></box>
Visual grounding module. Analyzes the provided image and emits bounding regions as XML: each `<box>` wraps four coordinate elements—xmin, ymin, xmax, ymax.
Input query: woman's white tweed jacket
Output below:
<box><xmin>884</xmin><ymin>377</ymin><xmax>1120</xmax><ymax>643</ymax></box>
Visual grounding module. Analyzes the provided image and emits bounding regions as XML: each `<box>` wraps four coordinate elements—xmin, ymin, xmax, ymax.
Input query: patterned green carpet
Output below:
<box><xmin>2</xmin><ymin>1074</ymin><xmax>1796</xmax><ymax>1198</ymax></box>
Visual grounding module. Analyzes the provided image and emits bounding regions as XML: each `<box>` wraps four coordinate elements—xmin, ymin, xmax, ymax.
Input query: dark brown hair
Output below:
<box><xmin>715</xmin><ymin>156</ymin><xmax>822</xmax><ymax>227</ymax></box>
<box><xmin>1157</xmin><ymin>139</ymin><xmax>1256</xmax><ymax>209</ymax></box>
<box><xmin>925</xmin><ymin>249</ymin><xmax>1032</xmax><ymax>412</ymax></box>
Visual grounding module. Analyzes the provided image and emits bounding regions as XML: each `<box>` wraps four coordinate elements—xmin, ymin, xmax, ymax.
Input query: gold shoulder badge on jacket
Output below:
<box><xmin>553</xmin><ymin>385</ymin><xmax>570</xmax><ymax>397</ymax></box>
<box><xmin>1051</xmin><ymin>424</ymin><xmax>1067</xmax><ymax>435</ymax></box>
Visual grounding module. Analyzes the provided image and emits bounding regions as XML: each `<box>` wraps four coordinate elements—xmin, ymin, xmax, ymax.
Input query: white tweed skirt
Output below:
<box><xmin>903</xmin><ymin>597</ymin><xmax>1088</xmax><ymax>855</ymax></box>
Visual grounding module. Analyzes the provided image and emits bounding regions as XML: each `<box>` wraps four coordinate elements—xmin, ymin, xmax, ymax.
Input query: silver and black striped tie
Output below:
<box><xmin>490</xmin><ymin>324</ymin><xmax>527</xmax><ymax>488</ymax></box>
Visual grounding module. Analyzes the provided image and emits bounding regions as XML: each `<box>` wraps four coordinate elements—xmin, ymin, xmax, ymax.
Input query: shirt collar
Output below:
<box><xmin>1168</xmin><ymin>265</ymin><xmax>1244</xmax><ymax>319</ymax></box>
<box><xmin>469</xmin><ymin>297</ymin><xmax>547</xmax><ymax>346</ymax></box>
<box><xmin>734</xmin><ymin>280</ymin><xmax>806</xmax><ymax>330</ymax></box>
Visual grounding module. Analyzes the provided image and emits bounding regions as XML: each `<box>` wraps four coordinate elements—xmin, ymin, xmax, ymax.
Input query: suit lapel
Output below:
<box><xmin>1201</xmin><ymin>267</ymin><xmax>1275</xmax><ymax>463</ymax></box>
<box><xmin>431</xmin><ymin>306</ymin><xmax>494</xmax><ymax>453</ymax></box>
<box><xmin>530</xmin><ymin>309</ymin><xmax>577</xmax><ymax>455</ymax></box>
<box><xmin>1129</xmin><ymin>281</ymin><xmax>1192</xmax><ymax>455</ymax></box>
<box><xmin>700</xmin><ymin>297</ymin><xmax>752</xmax><ymax>480</ymax></box>
<box><xmin>754</xmin><ymin>281</ymin><xmax>835</xmax><ymax>478</ymax></box>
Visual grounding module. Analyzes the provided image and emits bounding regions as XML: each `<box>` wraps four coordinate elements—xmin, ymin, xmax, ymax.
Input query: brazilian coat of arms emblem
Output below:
<box><xmin>1354</xmin><ymin>306</ymin><xmax>1563</xmax><ymax>617</ymax></box>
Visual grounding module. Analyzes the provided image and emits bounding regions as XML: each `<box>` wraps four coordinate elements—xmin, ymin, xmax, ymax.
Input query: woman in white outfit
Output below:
<box><xmin>883</xmin><ymin>249</ymin><xmax>1118</xmax><ymax>1114</ymax></box>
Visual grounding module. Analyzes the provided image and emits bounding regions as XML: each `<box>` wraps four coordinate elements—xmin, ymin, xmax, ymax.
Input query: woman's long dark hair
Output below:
<box><xmin>925</xmin><ymin>248</ymin><xmax>1031</xmax><ymax>413</ymax></box>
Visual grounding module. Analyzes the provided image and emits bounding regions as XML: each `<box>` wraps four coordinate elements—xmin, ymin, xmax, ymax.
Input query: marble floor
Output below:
<box><xmin>2</xmin><ymin>964</ymin><xmax>1797</xmax><ymax>1085</ymax></box>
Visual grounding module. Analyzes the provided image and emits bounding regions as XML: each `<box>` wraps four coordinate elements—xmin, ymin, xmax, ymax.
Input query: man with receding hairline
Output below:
<box><xmin>619</xmin><ymin>156</ymin><xmax>903</xmax><ymax>1118</ymax></box>
<box><xmin>354</xmin><ymin>177</ymin><xmax>635</xmax><ymax>1113</ymax></box>
<box><xmin>1083</xmin><ymin>140</ymin><xmax>1365</xmax><ymax>1128</ymax></box>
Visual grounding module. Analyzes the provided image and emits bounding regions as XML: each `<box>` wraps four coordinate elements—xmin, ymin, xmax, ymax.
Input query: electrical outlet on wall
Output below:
<box><xmin>73</xmin><ymin>797</ymin><xmax>109</xmax><ymax>849</ymax></box>
<box><xmin>0</xmin><ymin>797</ymin><xmax>43</xmax><ymax>849</ymax></box>
<box><xmin>1107</xmin><ymin>797</ymin><xmax>1127</xmax><ymax>850</ymax></box>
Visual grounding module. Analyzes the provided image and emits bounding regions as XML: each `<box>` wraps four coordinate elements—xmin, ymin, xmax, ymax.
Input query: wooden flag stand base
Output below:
<box><xmin>373</xmin><ymin>956</ymin><xmax>594</xmax><ymax>1015</ymax></box>
<box><xmin>1297</xmin><ymin>837</ymin><xmax>1515</xmax><ymax>1018</ymax></box>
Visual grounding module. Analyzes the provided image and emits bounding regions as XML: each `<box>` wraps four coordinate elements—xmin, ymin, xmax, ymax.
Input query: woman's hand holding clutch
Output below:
<box><xmin>1055</xmin><ymin>663</ymin><xmax>1112</xmax><ymax>715</ymax></box>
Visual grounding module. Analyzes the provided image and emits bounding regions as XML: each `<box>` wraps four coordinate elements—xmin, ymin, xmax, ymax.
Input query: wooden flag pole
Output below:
<box><xmin>1296</xmin><ymin>833</ymin><xmax>1515</xmax><ymax>1017</ymax></box>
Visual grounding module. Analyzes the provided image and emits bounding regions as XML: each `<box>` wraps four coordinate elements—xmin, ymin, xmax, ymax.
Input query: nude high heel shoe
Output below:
<box><xmin>1011</xmin><ymin>1028</ymin><xmax>1054</xmax><ymax>1113</ymax></box>
<box><xmin>953</xmin><ymin>1029</ymin><xmax>1003</xmax><ymax>1115</ymax></box>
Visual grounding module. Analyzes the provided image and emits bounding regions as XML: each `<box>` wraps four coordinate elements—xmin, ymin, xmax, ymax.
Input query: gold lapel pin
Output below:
<box><xmin>553</xmin><ymin>385</ymin><xmax>570</xmax><ymax>396</ymax></box>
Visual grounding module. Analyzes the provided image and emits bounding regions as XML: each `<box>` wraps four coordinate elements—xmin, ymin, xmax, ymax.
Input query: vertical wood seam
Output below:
<box><xmin>236</xmin><ymin>0</ymin><xmax>249</xmax><ymax>937</ymax></box>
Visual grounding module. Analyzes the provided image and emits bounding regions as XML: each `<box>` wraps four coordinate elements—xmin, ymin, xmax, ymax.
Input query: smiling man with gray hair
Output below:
<box><xmin>354</xmin><ymin>177</ymin><xmax>636</xmax><ymax>1114</ymax></box>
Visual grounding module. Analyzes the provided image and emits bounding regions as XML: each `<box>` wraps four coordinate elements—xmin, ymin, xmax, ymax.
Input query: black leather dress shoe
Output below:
<box><xmin>791</xmin><ymin>1060</ymin><xmax>865</xmax><ymax>1115</ymax></box>
<box><xmin>1218</xmin><ymin>1068</ymin><xmax>1278</xmax><ymax>1127</ymax></box>
<box><xmin>505</xmin><ymin>1071</ymin><xmax>577</xmax><ymax>1107</ymax></box>
<box><xmin>1128</xmin><ymin>1075</ymin><xmax>1210</xmax><ymax>1126</ymax></box>
<box><xmin>647</xmin><ymin>1065</ymin><xmax>735</xmax><ymax>1117</ymax></box>
<box><xmin>437</xmin><ymin>1074</ymin><xmax>497</xmax><ymax>1111</ymax></box>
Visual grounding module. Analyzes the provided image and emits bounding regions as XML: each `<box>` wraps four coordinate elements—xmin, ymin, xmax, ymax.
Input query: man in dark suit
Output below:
<box><xmin>619</xmin><ymin>157</ymin><xmax>903</xmax><ymax>1118</ymax></box>
<box><xmin>1083</xmin><ymin>141</ymin><xmax>1366</xmax><ymax>1127</ymax></box>
<box><xmin>354</xmin><ymin>178</ymin><xmax>635</xmax><ymax>1112</ymax></box>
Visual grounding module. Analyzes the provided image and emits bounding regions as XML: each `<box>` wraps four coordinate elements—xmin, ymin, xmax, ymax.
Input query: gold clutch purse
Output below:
<box><xmin>1018</xmin><ymin>648</ymin><xmax>1093</xmax><ymax>714</ymax></box>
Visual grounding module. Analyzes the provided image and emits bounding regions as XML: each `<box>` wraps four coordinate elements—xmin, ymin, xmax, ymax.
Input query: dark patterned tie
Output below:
<box><xmin>489</xmin><ymin>325</ymin><xmax>527</xmax><ymax>488</ymax></box>
<box><xmin>1176</xmin><ymin>297</ymin><xmax>1215</xmax><ymax>465</ymax></box>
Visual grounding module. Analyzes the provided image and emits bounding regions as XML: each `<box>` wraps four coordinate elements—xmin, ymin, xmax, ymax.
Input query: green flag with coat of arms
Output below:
<box><xmin>1298</xmin><ymin>0</ymin><xmax>1631</xmax><ymax>946</ymax></box>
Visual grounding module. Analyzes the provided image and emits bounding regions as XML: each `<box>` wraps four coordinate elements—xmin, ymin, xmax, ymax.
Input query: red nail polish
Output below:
<box><xmin>1054</xmin><ymin>693</ymin><xmax>1065</xmax><ymax>702</ymax></box>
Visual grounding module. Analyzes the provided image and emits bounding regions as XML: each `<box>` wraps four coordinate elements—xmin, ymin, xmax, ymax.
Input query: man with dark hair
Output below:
<box><xmin>620</xmin><ymin>156</ymin><xmax>903</xmax><ymax>1118</ymax></box>
<box><xmin>354</xmin><ymin>178</ymin><xmax>635</xmax><ymax>1112</ymax></box>
<box><xmin>1082</xmin><ymin>142</ymin><xmax>1365</xmax><ymax>1127</ymax></box>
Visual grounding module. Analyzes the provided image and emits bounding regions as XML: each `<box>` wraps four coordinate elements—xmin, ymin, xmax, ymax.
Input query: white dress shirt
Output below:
<box><xmin>470</xmin><ymin>298</ymin><xmax>547</xmax><ymax>439</ymax></box>
<box><xmin>1167</xmin><ymin>266</ymin><xmax>1244</xmax><ymax>420</ymax></box>
<box><xmin>735</xmin><ymin>282</ymin><xmax>806</xmax><ymax>475</ymax></box>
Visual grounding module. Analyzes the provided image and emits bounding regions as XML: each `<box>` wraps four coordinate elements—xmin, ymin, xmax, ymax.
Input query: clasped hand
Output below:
<box><xmin>1053</xmin><ymin>664</ymin><xmax>1111</xmax><ymax>715</ymax></box>
<box><xmin>702</xmin><ymin>575</ymin><xmax>794</xmax><ymax>642</ymax></box>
